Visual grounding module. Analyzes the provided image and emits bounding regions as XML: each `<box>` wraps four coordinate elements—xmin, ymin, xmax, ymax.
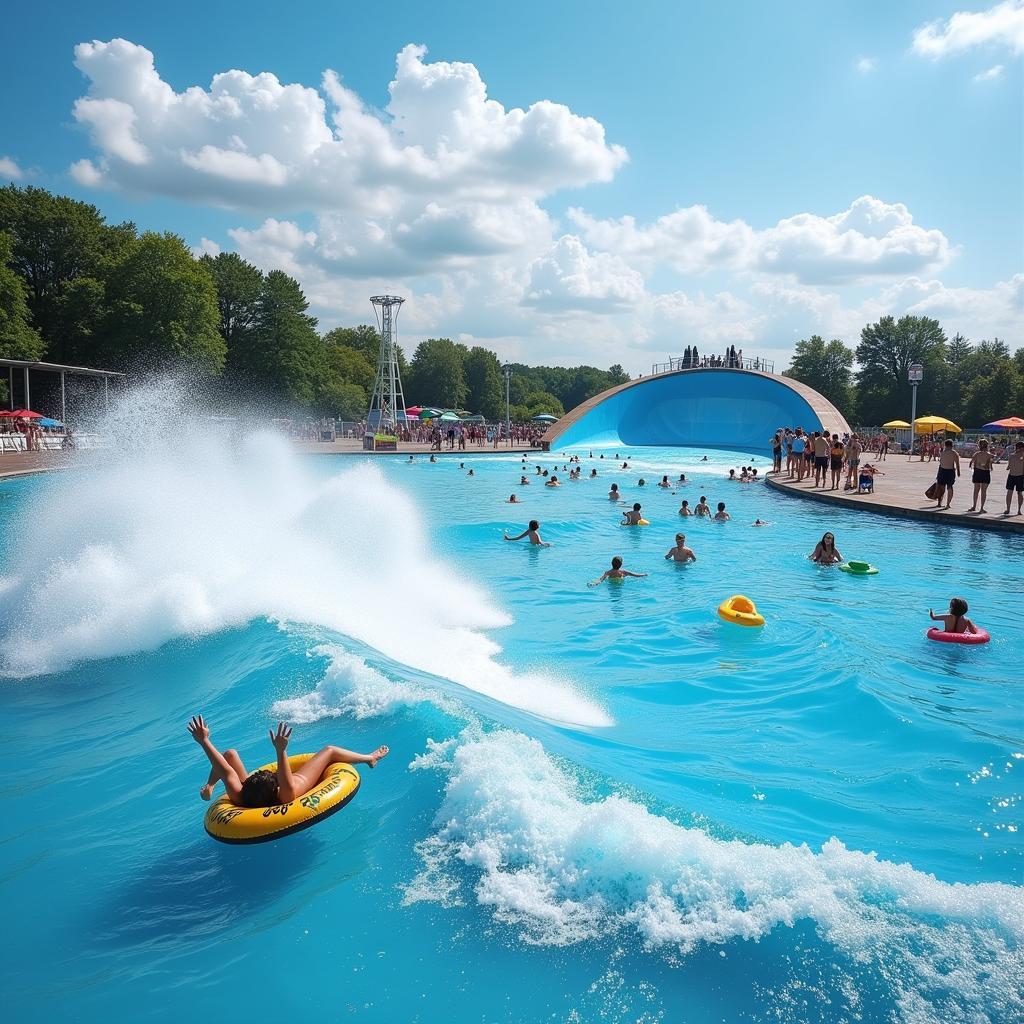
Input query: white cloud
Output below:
<box><xmin>912</xmin><ymin>1</ymin><xmax>1024</xmax><ymax>58</ymax></box>
<box><xmin>856</xmin><ymin>57</ymin><xmax>877</xmax><ymax>73</ymax></box>
<box><xmin>973</xmin><ymin>63</ymin><xmax>1006</xmax><ymax>79</ymax></box>
<box><xmin>0</xmin><ymin>156</ymin><xmax>25</xmax><ymax>180</ymax></box>
<box><xmin>524</xmin><ymin>235</ymin><xmax>645</xmax><ymax>312</ymax></box>
<box><xmin>69</xmin><ymin>38</ymin><xmax>627</xmax><ymax>211</ymax></box>
<box><xmin>191</xmin><ymin>237</ymin><xmax>221</xmax><ymax>259</ymax></box>
<box><xmin>570</xmin><ymin>195</ymin><xmax>954</xmax><ymax>284</ymax></box>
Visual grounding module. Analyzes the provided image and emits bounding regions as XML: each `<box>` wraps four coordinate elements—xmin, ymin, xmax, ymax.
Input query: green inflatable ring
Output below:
<box><xmin>839</xmin><ymin>560</ymin><xmax>879</xmax><ymax>575</ymax></box>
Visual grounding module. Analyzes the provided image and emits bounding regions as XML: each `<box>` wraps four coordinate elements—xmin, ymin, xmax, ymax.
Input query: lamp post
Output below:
<box><xmin>908</xmin><ymin>362</ymin><xmax>923</xmax><ymax>459</ymax></box>
<box><xmin>502</xmin><ymin>363</ymin><xmax>512</xmax><ymax>447</ymax></box>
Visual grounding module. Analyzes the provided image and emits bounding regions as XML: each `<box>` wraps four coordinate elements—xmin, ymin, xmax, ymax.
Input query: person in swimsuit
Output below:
<box><xmin>189</xmin><ymin>717</ymin><xmax>388</xmax><ymax>807</ymax></box>
<box><xmin>967</xmin><ymin>440</ymin><xmax>994</xmax><ymax>512</ymax></box>
<box><xmin>659</xmin><ymin>475</ymin><xmax>672</xmax><ymax>488</ymax></box>
<box><xmin>771</xmin><ymin>432</ymin><xmax>783</xmax><ymax>474</ymax></box>
<box><xmin>622</xmin><ymin>503</ymin><xmax>644</xmax><ymax>525</ymax></box>
<box><xmin>508</xmin><ymin>494</ymin><xmax>519</xmax><ymax>503</ymax></box>
<box><xmin>791</xmin><ymin>429</ymin><xmax>806</xmax><ymax>480</ymax></box>
<box><xmin>812</xmin><ymin>431</ymin><xmax>830</xmax><ymax>487</ymax></box>
<box><xmin>1004</xmin><ymin>441</ymin><xmax>1024</xmax><ymax>516</ymax></box>
<box><xmin>829</xmin><ymin>434</ymin><xmax>845</xmax><ymax>490</ymax></box>
<box><xmin>545</xmin><ymin>475</ymin><xmax>560</xmax><ymax>486</ymax></box>
<box><xmin>713</xmin><ymin>501</ymin><xmax>730</xmax><ymax>521</ymax></box>
<box><xmin>878</xmin><ymin>433</ymin><xmax>889</xmax><ymax>460</ymax></box>
<box><xmin>844</xmin><ymin>434</ymin><xmax>863</xmax><ymax>490</ymax></box>
<box><xmin>809</xmin><ymin>531</ymin><xmax>842</xmax><ymax>564</ymax></box>
<box><xmin>934</xmin><ymin>440</ymin><xmax>960</xmax><ymax>509</ymax></box>
<box><xmin>664</xmin><ymin>533</ymin><xmax>697</xmax><ymax>562</ymax></box>
<box><xmin>589</xmin><ymin>555</ymin><xmax>647</xmax><ymax>585</ymax></box>
<box><xmin>679</xmin><ymin>499</ymin><xmax>692</xmax><ymax>516</ymax></box>
<box><xmin>504</xmin><ymin>520</ymin><xmax>551</xmax><ymax>546</ymax></box>
<box><xmin>695</xmin><ymin>496</ymin><xmax>711</xmax><ymax>517</ymax></box>
<box><xmin>609</xmin><ymin>483</ymin><xmax>621</xmax><ymax>500</ymax></box>
<box><xmin>928</xmin><ymin>597</ymin><xmax>977</xmax><ymax>635</ymax></box>
<box><xmin>520</xmin><ymin>475</ymin><xmax>531</xmax><ymax>485</ymax></box>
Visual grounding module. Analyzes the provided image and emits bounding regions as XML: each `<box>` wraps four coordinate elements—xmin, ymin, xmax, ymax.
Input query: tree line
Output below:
<box><xmin>0</xmin><ymin>186</ymin><xmax>630</xmax><ymax>420</ymax></box>
<box><xmin>783</xmin><ymin>322</ymin><xmax>1023</xmax><ymax>428</ymax></box>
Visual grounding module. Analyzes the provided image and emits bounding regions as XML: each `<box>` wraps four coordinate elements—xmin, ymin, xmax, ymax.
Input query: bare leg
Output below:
<box><xmin>288</xmin><ymin>744</ymin><xmax>391</xmax><ymax>797</ymax></box>
<box><xmin>200</xmin><ymin>747</ymin><xmax>246</xmax><ymax>802</ymax></box>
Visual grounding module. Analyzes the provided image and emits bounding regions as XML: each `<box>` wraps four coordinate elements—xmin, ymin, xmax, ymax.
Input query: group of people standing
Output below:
<box><xmin>932</xmin><ymin>438</ymin><xmax>1024</xmax><ymax>515</ymax></box>
<box><xmin>774</xmin><ymin>428</ymin><xmax>871</xmax><ymax>492</ymax></box>
<box><xmin>679</xmin><ymin>345</ymin><xmax>748</xmax><ymax>370</ymax></box>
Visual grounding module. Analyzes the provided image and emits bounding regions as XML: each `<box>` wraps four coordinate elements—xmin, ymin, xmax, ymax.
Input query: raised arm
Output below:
<box><xmin>187</xmin><ymin>715</ymin><xmax>234</xmax><ymax>776</ymax></box>
<box><xmin>269</xmin><ymin>722</ymin><xmax>295</xmax><ymax>801</ymax></box>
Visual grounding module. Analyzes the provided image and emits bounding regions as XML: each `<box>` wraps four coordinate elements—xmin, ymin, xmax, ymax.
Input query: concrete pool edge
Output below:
<box><xmin>766</xmin><ymin>472</ymin><xmax>1024</xmax><ymax>534</ymax></box>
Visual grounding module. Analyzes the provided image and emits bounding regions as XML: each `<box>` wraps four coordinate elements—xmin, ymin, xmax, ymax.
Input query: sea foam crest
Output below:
<box><xmin>408</xmin><ymin>729</ymin><xmax>1024</xmax><ymax>1023</ymax></box>
<box><xmin>0</xmin><ymin>382</ymin><xmax>609</xmax><ymax>727</ymax></box>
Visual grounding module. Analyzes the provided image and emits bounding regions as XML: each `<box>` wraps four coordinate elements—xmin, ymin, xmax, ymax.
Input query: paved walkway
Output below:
<box><xmin>0</xmin><ymin>451</ymin><xmax>83</xmax><ymax>480</ymax></box>
<box><xmin>766</xmin><ymin>454</ymin><xmax>1024</xmax><ymax>534</ymax></box>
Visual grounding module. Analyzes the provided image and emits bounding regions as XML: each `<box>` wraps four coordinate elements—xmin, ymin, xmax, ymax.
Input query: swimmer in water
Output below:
<box><xmin>609</xmin><ymin>483</ymin><xmax>621</xmax><ymax>500</ymax></box>
<box><xmin>664</xmin><ymin>533</ymin><xmax>697</xmax><ymax>562</ymax></box>
<box><xmin>809</xmin><ymin>531</ymin><xmax>842</xmax><ymax>564</ymax></box>
<box><xmin>520</xmin><ymin>475</ymin><xmax>530</xmax><ymax>485</ymax></box>
<box><xmin>622</xmin><ymin>502</ymin><xmax>644</xmax><ymax>525</ymax></box>
<box><xmin>701</xmin><ymin>455</ymin><xmax>709</xmax><ymax>462</ymax></box>
<box><xmin>727</xmin><ymin>469</ymin><xmax>737</xmax><ymax>480</ymax></box>
<box><xmin>429</xmin><ymin>454</ymin><xmax>437</xmax><ymax>463</ymax></box>
<box><xmin>638</xmin><ymin>478</ymin><xmax>646</xmax><ymax>487</ymax></box>
<box><xmin>659</xmin><ymin>475</ymin><xmax>671</xmax><ymax>488</ymax></box>
<box><xmin>468</xmin><ymin>469</ymin><xmax>475</xmax><ymax>476</ymax></box>
<box><xmin>928</xmin><ymin>597</ymin><xmax>978</xmax><ymax>635</ymax></box>
<box><xmin>508</xmin><ymin>494</ymin><xmax>519</xmax><ymax>503</ymax></box>
<box><xmin>752</xmin><ymin>518</ymin><xmax>769</xmax><ymax>526</ymax></box>
<box><xmin>589</xmin><ymin>555</ymin><xmax>647</xmax><ymax>585</ymax></box>
<box><xmin>189</xmin><ymin>716</ymin><xmax>388</xmax><ymax>806</ymax></box>
<box><xmin>408</xmin><ymin>455</ymin><xmax>415</xmax><ymax>463</ymax></box>
<box><xmin>678</xmin><ymin>474</ymin><xmax>686</xmax><ymax>484</ymax></box>
<box><xmin>504</xmin><ymin>519</ymin><xmax>551</xmax><ymax>546</ymax></box>
<box><xmin>590</xmin><ymin>468</ymin><xmax>598</xmax><ymax>477</ymax></box>
<box><xmin>679</xmin><ymin>499</ymin><xmax>691</xmax><ymax>516</ymax></box>
<box><xmin>695</xmin><ymin>496</ymin><xmax>711</xmax><ymax>517</ymax></box>
<box><xmin>713</xmin><ymin>501</ymin><xmax>730</xmax><ymax>521</ymax></box>
<box><xmin>545</xmin><ymin>475</ymin><xmax>560</xmax><ymax>486</ymax></box>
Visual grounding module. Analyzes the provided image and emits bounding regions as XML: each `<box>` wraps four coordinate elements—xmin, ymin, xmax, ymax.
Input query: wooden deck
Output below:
<box><xmin>0</xmin><ymin>451</ymin><xmax>84</xmax><ymax>479</ymax></box>
<box><xmin>765</xmin><ymin>454</ymin><xmax>1024</xmax><ymax>534</ymax></box>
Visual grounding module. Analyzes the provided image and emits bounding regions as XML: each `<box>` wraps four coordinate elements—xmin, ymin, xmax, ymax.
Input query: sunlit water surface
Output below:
<box><xmin>1</xmin><ymin>410</ymin><xmax>1021</xmax><ymax>1024</ymax></box>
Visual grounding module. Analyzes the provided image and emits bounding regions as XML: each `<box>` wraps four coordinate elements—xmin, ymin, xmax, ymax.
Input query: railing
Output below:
<box><xmin>650</xmin><ymin>355</ymin><xmax>774</xmax><ymax>375</ymax></box>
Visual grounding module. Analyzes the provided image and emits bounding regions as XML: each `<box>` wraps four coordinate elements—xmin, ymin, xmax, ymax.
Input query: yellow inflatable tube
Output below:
<box><xmin>718</xmin><ymin>594</ymin><xmax>765</xmax><ymax>627</ymax></box>
<box><xmin>204</xmin><ymin>754</ymin><xmax>360</xmax><ymax>845</ymax></box>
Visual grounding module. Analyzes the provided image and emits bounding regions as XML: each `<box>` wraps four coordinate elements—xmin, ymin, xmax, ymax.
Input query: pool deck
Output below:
<box><xmin>0</xmin><ymin>452</ymin><xmax>85</xmax><ymax>480</ymax></box>
<box><xmin>765</xmin><ymin>455</ymin><xmax>1024</xmax><ymax>534</ymax></box>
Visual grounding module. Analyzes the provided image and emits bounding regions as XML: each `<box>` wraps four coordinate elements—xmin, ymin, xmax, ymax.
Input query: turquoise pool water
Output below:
<box><xmin>1</xmin><ymin>408</ymin><xmax>1021</xmax><ymax>1023</ymax></box>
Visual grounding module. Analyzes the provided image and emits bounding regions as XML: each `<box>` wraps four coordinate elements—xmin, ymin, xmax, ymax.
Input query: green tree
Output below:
<box><xmin>200</xmin><ymin>252</ymin><xmax>263</xmax><ymax>351</ymax></box>
<box><xmin>315</xmin><ymin>378</ymin><xmax>367</xmax><ymax>421</ymax></box>
<box><xmin>522</xmin><ymin>390</ymin><xmax>565</xmax><ymax>417</ymax></box>
<box><xmin>463</xmin><ymin>346</ymin><xmax>504</xmax><ymax>419</ymax></box>
<box><xmin>102</xmin><ymin>232</ymin><xmax>225</xmax><ymax>373</ymax></box>
<box><xmin>231</xmin><ymin>270</ymin><xmax>324</xmax><ymax>407</ymax></box>
<box><xmin>961</xmin><ymin>358</ymin><xmax>1022</xmax><ymax>427</ymax></box>
<box><xmin>0</xmin><ymin>185</ymin><xmax>134</xmax><ymax>357</ymax></box>
<box><xmin>0</xmin><ymin>231</ymin><xmax>44</xmax><ymax>361</ymax></box>
<box><xmin>607</xmin><ymin>364</ymin><xmax>631</xmax><ymax>387</ymax></box>
<box><xmin>783</xmin><ymin>335</ymin><xmax>855</xmax><ymax>418</ymax></box>
<box><xmin>855</xmin><ymin>315</ymin><xmax>946</xmax><ymax>425</ymax></box>
<box><xmin>324</xmin><ymin>342</ymin><xmax>375</xmax><ymax>394</ymax></box>
<box><xmin>407</xmin><ymin>338</ymin><xmax>467</xmax><ymax>408</ymax></box>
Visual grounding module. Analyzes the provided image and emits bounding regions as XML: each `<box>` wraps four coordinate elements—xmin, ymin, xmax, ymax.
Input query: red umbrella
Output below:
<box><xmin>0</xmin><ymin>411</ymin><xmax>15</xmax><ymax>418</ymax></box>
<box><xmin>9</xmin><ymin>409</ymin><xmax>42</xmax><ymax>418</ymax></box>
<box><xmin>983</xmin><ymin>416</ymin><xmax>1024</xmax><ymax>430</ymax></box>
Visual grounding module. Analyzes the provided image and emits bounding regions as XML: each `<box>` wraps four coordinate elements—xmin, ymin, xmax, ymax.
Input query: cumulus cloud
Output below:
<box><xmin>912</xmin><ymin>1</ymin><xmax>1024</xmax><ymax>58</ymax></box>
<box><xmin>0</xmin><ymin>156</ymin><xmax>25</xmax><ymax>180</ymax></box>
<box><xmin>855</xmin><ymin>57</ymin><xmax>877</xmax><ymax>73</ymax></box>
<box><xmin>524</xmin><ymin>235</ymin><xmax>646</xmax><ymax>312</ymax></box>
<box><xmin>973</xmin><ymin>63</ymin><xmax>1006</xmax><ymax>79</ymax></box>
<box><xmin>569</xmin><ymin>195</ymin><xmax>954</xmax><ymax>284</ymax></box>
<box><xmin>69</xmin><ymin>38</ymin><xmax>626</xmax><ymax>210</ymax></box>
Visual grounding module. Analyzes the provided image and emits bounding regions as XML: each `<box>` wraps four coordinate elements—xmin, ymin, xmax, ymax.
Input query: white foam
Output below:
<box><xmin>409</xmin><ymin>729</ymin><xmax>1024</xmax><ymax>1022</ymax></box>
<box><xmin>0</xmin><ymin>382</ymin><xmax>610</xmax><ymax>728</ymax></box>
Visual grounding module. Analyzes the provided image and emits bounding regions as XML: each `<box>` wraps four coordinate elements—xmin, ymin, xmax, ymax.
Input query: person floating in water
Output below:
<box><xmin>622</xmin><ymin>502</ymin><xmax>643</xmax><ymax>525</ymax></box>
<box><xmin>928</xmin><ymin>597</ymin><xmax>978</xmax><ymax>635</ymax></box>
<box><xmin>809</xmin><ymin>531</ymin><xmax>842</xmax><ymax>564</ymax></box>
<box><xmin>508</xmin><ymin>494</ymin><xmax>519</xmax><ymax>503</ymax></box>
<box><xmin>752</xmin><ymin>518</ymin><xmax>769</xmax><ymax>526</ymax></box>
<box><xmin>664</xmin><ymin>533</ymin><xmax>697</xmax><ymax>562</ymax></box>
<box><xmin>188</xmin><ymin>716</ymin><xmax>388</xmax><ymax>807</ymax></box>
<box><xmin>589</xmin><ymin>555</ymin><xmax>647</xmax><ymax>585</ymax></box>
<box><xmin>504</xmin><ymin>520</ymin><xmax>551</xmax><ymax>546</ymax></box>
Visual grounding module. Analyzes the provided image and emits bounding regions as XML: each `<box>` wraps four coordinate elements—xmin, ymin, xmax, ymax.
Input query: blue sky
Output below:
<box><xmin>1</xmin><ymin>0</ymin><xmax>1020</xmax><ymax>371</ymax></box>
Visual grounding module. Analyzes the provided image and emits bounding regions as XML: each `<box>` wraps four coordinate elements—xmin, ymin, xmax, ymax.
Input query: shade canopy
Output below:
<box><xmin>913</xmin><ymin>415</ymin><xmax>961</xmax><ymax>434</ymax></box>
<box><xmin>881</xmin><ymin>419</ymin><xmax>911</xmax><ymax>429</ymax></box>
<box><xmin>419</xmin><ymin>409</ymin><xmax>442</xmax><ymax>419</ymax></box>
<box><xmin>404</xmin><ymin>406</ymin><xmax>423</xmax><ymax>416</ymax></box>
<box><xmin>39</xmin><ymin>418</ymin><xmax>64</xmax><ymax>428</ymax></box>
<box><xmin>532</xmin><ymin>413</ymin><xmax>559</xmax><ymax>422</ymax></box>
<box><xmin>438</xmin><ymin>412</ymin><xmax>461</xmax><ymax>422</ymax></box>
<box><xmin>981</xmin><ymin>416</ymin><xmax>1024</xmax><ymax>431</ymax></box>
<box><xmin>2</xmin><ymin>409</ymin><xmax>43</xmax><ymax>418</ymax></box>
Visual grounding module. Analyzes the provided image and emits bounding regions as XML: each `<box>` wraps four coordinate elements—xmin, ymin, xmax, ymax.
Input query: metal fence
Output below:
<box><xmin>650</xmin><ymin>355</ymin><xmax>775</xmax><ymax>375</ymax></box>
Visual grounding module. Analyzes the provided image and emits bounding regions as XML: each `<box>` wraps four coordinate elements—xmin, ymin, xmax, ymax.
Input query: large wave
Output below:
<box><xmin>408</xmin><ymin>729</ymin><xmax>1023</xmax><ymax>1023</ymax></box>
<box><xmin>0</xmin><ymin>383</ymin><xmax>609</xmax><ymax>727</ymax></box>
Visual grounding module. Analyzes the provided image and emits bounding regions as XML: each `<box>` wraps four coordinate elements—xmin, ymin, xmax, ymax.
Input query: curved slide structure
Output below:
<box><xmin>542</xmin><ymin>368</ymin><xmax>850</xmax><ymax>451</ymax></box>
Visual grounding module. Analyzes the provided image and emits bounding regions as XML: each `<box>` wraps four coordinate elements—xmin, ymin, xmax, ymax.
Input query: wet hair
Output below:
<box><xmin>676</xmin><ymin>534</ymin><xmax>685</xmax><ymax>542</ymax></box>
<box><xmin>528</xmin><ymin>520</ymin><xmax>540</xmax><ymax>531</ymax></box>
<box><xmin>239</xmin><ymin>769</ymin><xmax>279</xmax><ymax>808</ymax></box>
<box><xmin>717</xmin><ymin>502</ymin><xmax>726</xmax><ymax>511</ymax></box>
<box><xmin>662</xmin><ymin>475</ymin><xmax>669</xmax><ymax>482</ymax></box>
<box><xmin>610</xmin><ymin>483</ymin><xmax>619</xmax><ymax>491</ymax></box>
<box><xmin>611</xmin><ymin>556</ymin><xmax>623</xmax><ymax>569</ymax></box>
<box><xmin>633</xmin><ymin>502</ymin><xmax>641</xmax><ymax>511</ymax></box>
<box><xmin>821</xmin><ymin>532</ymin><xmax>835</xmax><ymax>548</ymax></box>
<box><xmin>949</xmin><ymin>597</ymin><xmax>968</xmax><ymax>616</ymax></box>
<box><xmin>680</xmin><ymin>499</ymin><xmax>689</xmax><ymax>507</ymax></box>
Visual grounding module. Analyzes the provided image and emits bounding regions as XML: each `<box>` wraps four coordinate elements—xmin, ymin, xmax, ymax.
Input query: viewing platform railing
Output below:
<box><xmin>651</xmin><ymin>355</ymin><xmax>775</xmax><ymax>375</ymax></box>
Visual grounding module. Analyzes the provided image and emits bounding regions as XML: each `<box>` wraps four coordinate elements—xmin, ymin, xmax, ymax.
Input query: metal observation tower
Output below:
<box><xmin>366</xmin><ymin>295</ymin><xmax>406</xmax><ymax>435</ymax></box>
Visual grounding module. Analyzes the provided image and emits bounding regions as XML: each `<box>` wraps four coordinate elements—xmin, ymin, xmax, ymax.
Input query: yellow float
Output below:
<box><xmin>717</xmin><ymin>594</ymin><xmax>765</xmax><ymax>627</ymax></box>
<box><xmin>204</xmin><ymin>754</ymin><xmax>360</xmax><ymax>845</ymax></box>
<box><xmin>621</xmin><ymin>519</ymin><xmax>650</xmax><ymax>526</ymax></box>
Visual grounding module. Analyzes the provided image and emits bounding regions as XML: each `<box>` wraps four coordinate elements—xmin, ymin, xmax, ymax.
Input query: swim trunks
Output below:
<box><xmin>1007</xmin><ymin>474</ymin><xmax>1024</xmax><ymax>492</ymax></box>
<box><xmin>972</xmin><ymin>470</ymin><xmax>991</xmax><ymax>484</ymax></box>
<box><xmin>937</xmin><ymin>467</ymin><xmax>956</xmax><ymax>486</ymax></box>
<box><xmin>815</xmin><ymin>456</ymin><xmax>828</xmax><ymax>469</ymax></box>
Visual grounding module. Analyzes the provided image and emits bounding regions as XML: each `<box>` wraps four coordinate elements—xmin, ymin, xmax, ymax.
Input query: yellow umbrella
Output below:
<box><xmin>913</xmin><ymin>415</ymin><xmax>961</xmax><ymax>434</ymax></box>
<box><xmin>882</xmin><ymin>419</ymin><xmax>911</xmax><ymax>429</ymax></box>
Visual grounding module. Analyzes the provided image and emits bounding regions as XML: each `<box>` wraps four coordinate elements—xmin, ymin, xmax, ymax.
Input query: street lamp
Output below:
<box><xmin>502</xmin><ymin>363</ymin><xmax>512</xmax><ymax>446</ymax></box>
<box><xmin>908</xmin><ymin>362</ymin><xmax>923</xmax><ymax>459</ymax></box>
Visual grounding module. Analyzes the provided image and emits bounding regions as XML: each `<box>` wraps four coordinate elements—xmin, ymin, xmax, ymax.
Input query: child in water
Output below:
<box><xmin>695</xmin><ymin>496</ymin><xmax>711</xmax><ymax>517</ymax></box>
<box><xmin>589</xmin><ymin>555</ymin><xmax>647</xmax><ymax>585</ymax></box>
<box><xmin>609</xmin><ymin>483</ymin><xmax>621</xmax><ymax>500</ymax></box>
<box><xmin>714</xmin><ymin>502</ymin><xmax>731</xmax><ymax>521</ymax></box>
<box><xmin>679</xmin><ymin>499</ymin><xmax>691</xmax><ymax>516</ymax></box>
<box><xmin>622</xmin><ymin>502</ymin><xmax>644</xmax><ymax>525</ymax></box>
<box><xmin>664</xmin><ymin>534</ymin><xmax>697</xmax><ymax>562</ymax></box>
<box><xmin>504</xmin><ymin>520</ymin><xmax>551</xmax><ymax>546</ymax></box>
<box><xmin>929</xmin><ymin>597</ymin><xmax>979</xmax><ymax>634</ymax></box>
<box><xmin>508</xmin><ymin>494</ymin><xmax>519</xmax><ymax>503</ymax></box>
<box><xmin>659</xmin><ymin>475</ymin><xmax>672</xmax><ymax>488</ymax></box>
<box><xmin>188</xmin><ymin>716</ymin><xmax>388</xmax><ymax>807</ymax></box>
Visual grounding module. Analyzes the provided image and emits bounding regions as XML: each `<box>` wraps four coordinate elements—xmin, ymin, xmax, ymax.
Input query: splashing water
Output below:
<box><xmin>0</xmin><ymin>382</ymin><xmax>609</xmax><ymax>727</ymax></box>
